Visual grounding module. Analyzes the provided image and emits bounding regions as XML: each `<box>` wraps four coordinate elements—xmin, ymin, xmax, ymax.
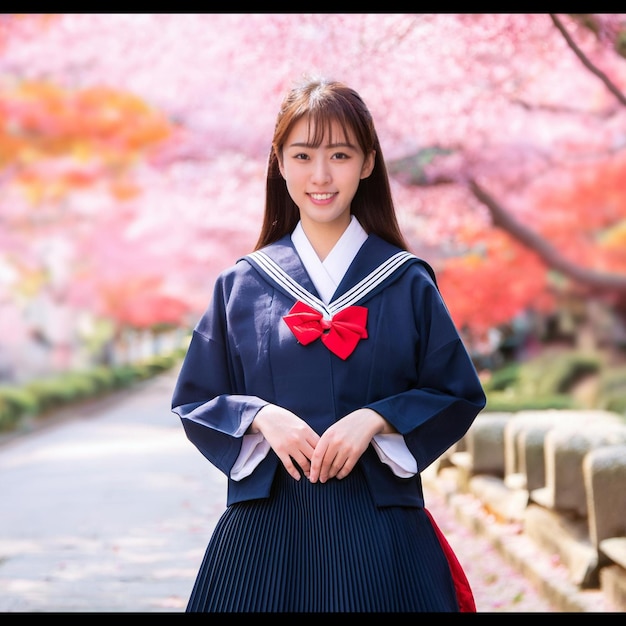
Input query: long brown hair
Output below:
<box><xmin>254</xmin><ymin>76</ymin><xmax>409</xmax><ymax>251</ymax></box>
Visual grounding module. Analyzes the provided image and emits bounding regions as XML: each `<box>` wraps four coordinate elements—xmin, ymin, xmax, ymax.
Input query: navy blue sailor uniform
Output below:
<box><xmin>172</xmin><ymin>232</ymin><xmax>486</xmax><ymax>612</ymax></box>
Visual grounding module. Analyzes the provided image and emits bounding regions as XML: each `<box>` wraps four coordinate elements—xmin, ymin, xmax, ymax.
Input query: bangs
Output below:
<box><xmin>302</xmin><ymin>109</ymin><xmax>355</xmax><ymax>147</ymax></box>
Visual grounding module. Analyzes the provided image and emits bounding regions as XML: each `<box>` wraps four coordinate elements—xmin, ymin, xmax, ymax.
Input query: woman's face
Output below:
<box><xmin>278</xmin><ymin>117</ymin><xmax>375</xmax><ymax>236</ymax></box>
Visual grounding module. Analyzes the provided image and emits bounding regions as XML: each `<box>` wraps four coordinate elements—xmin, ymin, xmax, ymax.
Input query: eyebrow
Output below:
<box><xmin>287</xmin><ymin>141</ymin><xmax>356</xmax><ymax>149</ymax></box>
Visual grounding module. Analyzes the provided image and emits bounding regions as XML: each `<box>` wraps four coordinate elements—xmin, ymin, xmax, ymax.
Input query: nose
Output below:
<box><xmin>311</xmin><ymin>160</ymin><xmax>331</xmax><ymax>185</ymax></box>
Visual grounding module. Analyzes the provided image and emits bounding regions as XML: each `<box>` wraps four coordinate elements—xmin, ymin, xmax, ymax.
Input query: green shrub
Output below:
<box><xmin>514</xmin><ymin>351</ymin><xmax>601</xmax><ymax>397</ymax></box>
<box><xmin>85</xmin><ymin>366</ymin><xmax>118</xmax><ymax>393</ymax></box>
<box><xmin>482</xmin><ymin>350</ymin><xmax>603</xmax><ymax>413</ymax></box>
<box><xmin>110</xmin><ymin>364</ymin><xmax>134</xmax><ymax>386</ymax></box>
<box><xmin>596</xmin><ymin>366</ymin><xmax>626</xmax><ymax>418</ymax></box>
<box><xmin>0</xmin><ymin>386</ymin><xmax>39</xmax><ymax>432</ymax></box>
<box><xmin>0</xmin><ymin>351</ymin><xmax>183</xmax><ymax>434</ymax></box>
<box><xmin>484</xmin><ymin>391</ymin><xmax>576</xmax><ymax>413</ymax></box>
<box><xmin>481</xmin><ymin>362</ymin><xmax>520</xmax><ymax>392</ymax></box>
<box><xmin>24</xmin><ymin>378</ymin><xmax>76</xmax><ymax>414</ymax></box>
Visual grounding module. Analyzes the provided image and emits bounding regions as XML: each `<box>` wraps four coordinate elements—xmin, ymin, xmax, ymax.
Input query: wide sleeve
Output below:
<box><xmin>171</xmin><ymin>273</ymin><xmax>268</xmax><ymax>477</ymax></box>
<box><xmin>365</xmin><ymin>265</ymin><xmax>486</xmax><ymax>473</ymax></box>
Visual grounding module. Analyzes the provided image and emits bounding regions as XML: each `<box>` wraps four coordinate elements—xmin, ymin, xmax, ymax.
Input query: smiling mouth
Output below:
<box><xmin>309</xmin><ymin>193</ymin><xmax>336</xmax><ymax>200</ymax></box>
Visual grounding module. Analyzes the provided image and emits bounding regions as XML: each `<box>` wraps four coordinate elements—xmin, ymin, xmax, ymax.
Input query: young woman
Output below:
<box><xmin>171</xmin><ymin>76</ymin><xmax>486</xmax><ymax>612</ymax></box>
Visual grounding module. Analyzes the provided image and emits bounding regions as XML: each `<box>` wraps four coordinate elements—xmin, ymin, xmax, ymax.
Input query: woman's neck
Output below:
<box><xmin>300</xmin><ymin>217</ymin><xmax>351</xmax><ymax>261</ymax></box>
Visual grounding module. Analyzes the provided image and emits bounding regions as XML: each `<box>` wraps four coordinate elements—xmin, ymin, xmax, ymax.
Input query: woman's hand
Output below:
<box><xmin>249</xmin><ymin>404</ymin><xmax>320</xmax><ymax>480</ymax></box>
<box><xmin>309</xmin><ymin>408</ymin><xmax>394</xmax><ymax>483</ymax></box>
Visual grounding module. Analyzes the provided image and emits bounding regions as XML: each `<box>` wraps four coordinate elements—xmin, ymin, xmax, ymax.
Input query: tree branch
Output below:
<box><xmin>549</xmin><ymin>13</ymin><xmax>626</xmax><ymax>106</ymax></box>
<box><xmin>468</xmin><ymin>178</ymin><xmax>626</xmax><ymax>292</ymax></box>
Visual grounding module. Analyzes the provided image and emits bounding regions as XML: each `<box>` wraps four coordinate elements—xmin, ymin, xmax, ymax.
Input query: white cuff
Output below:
<box><xmin>230</xmin><ymin>433</ymin><xmax>271</xmax><ymax>481</ymax></box>
<box><xmin>371</xmin><ymin>433</ymin><xmax>417</xmax><ymax>477</ymax></box>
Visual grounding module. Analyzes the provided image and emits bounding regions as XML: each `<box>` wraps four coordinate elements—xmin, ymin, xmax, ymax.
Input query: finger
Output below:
<box><xmin>297</xmin><ymin>436</ymin><xmax>318</xmax><ymax>480</ymax></box>
<box><xmin>294</xmin><ymin>453</ymin><xmax>311</xmax><ymax>479</ymax></box>
<box><xmin>299</xmin><ymin>461</ymin><xmax>311</xmax><ymax>480</ymax></box>
<box><xmin>309</xmin><ymin>440</ymin><xmax>329</xmax><ymax>483</ymax></box>
<box><xmin>302</xmin><ymin>439</ymin><xmax>318</xmax><ymax>461</ymax></box>
<box><xmin>281</xmin><ymin>455</ymin><xmax>302</xmax><ymax>481</ymax></box>
<box><xmin>319</xmin><ymin>450</ymin><xmax>343</xmax><ymax>483</ymax></box>
<box><xmin>334</xmin><ymin>457</ymin><xmax>355</xmax><ymax>480</ymax></box>
<box><xmin>287</xmin><ymin>452</ymin><xmax>316</xmax><ymax>481</ymax></box>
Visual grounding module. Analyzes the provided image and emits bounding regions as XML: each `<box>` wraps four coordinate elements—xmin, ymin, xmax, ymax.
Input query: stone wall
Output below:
<box><xmin>439</xmin><ymin>409</ymin><xmax>626</xmax><ymax>611</ymax></box>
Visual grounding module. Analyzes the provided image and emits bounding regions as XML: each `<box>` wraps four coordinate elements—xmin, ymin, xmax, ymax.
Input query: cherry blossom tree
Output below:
<box><xmin>1</xmin><ymin>13</ymin><xmax>626</xmax><ymax>378</ymax></box>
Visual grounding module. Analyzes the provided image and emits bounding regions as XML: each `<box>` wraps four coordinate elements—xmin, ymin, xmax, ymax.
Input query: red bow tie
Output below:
<box><xmin>283</xmin><ymin>300</ymin><xmax>368</xmax><ymax>360</ymax></box>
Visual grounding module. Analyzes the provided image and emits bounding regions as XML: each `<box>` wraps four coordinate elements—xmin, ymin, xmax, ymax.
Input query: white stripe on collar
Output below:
<box><xmin>247</xmin><ymin>245</ymin><xmax>416</xmax><ymax>319</ymax></box>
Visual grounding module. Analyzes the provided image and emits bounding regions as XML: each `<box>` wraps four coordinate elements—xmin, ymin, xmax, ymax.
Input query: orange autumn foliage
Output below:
<box><xmin>0</xmin><ymin>80</ymin><xmax>174</xmax><ymax>203</ymax></box>
<box><xmin>531</xmin><ymin>152</ymin><xmax>626</xmax><ymax>273</ymax></box>
<box><xmin>438</xmin><ymin>233</ymin><xmax>556</xmax><ymax>334</ymax></box>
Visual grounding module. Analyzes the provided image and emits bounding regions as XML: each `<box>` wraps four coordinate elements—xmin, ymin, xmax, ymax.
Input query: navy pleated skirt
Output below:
<box><xmin>187</xmin><ymin>465</ymin><xmax>461</xmax><ymax>612</ymax></box>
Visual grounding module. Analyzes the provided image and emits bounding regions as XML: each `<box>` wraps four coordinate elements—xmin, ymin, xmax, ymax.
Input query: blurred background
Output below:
<box><xmin>1</xmin><ymin>13</ymin><xmax>626</xmax><ymax>423</ymax></box>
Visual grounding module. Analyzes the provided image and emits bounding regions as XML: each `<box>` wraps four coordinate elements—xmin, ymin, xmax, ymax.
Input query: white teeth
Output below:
<box><xmin>310</xmin><ymin>193</ymin><xmax>334</xmax><ymax>200</ymax></box>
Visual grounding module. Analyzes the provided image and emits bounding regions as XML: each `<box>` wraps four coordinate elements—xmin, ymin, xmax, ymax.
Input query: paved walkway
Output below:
<box><xmin>0</xmin><ymin>369</ymin><xmax>598</xmax><ymax>612</ymax></box>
